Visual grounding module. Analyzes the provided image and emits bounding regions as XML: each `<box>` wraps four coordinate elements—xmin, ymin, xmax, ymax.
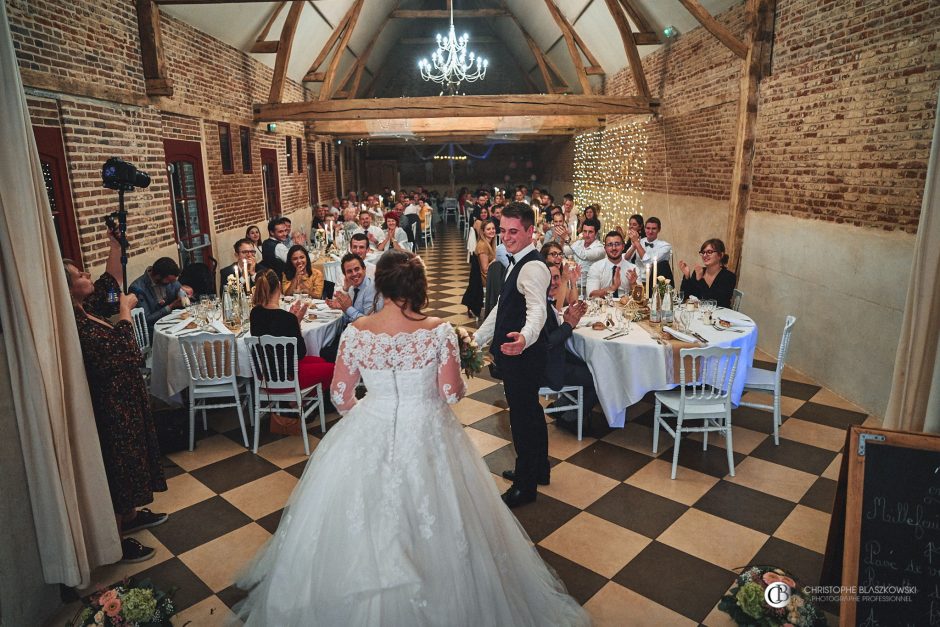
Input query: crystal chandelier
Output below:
<box><xmin>418</xmin><ymin>4</ymin><xmax>488</xmax><ymax>95</ymax></box>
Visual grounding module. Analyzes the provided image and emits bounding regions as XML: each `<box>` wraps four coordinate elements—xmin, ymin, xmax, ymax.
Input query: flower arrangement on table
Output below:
<box><xmin>655</xmin><ymin>275</ymin><xmax>672</xmax><ymax>299</ymax></box>
<box><xmin>69</xmin><ymin>579</ymin><xmax>176</xmax><ymax>627</ymax></box>
<box><xmin>718</xmin><ymin>566</ymin><xmax>825</xmax><ymax>627</ymax></box>
<box><xmin>453</xmin><ymin>324</ymin><xmax>485</xmax><ymax>378</ymax></box>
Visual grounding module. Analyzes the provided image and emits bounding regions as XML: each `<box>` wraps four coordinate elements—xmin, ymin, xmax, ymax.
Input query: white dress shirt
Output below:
<box><xmin>564</xmin><ymin>239</ymin><xmax>605</xmax><ymax>286</ymax></box>
<box><xmin>353</xmin><ymin>225</ymin><xmax>386</xmax><ymax>249</ymax></box>
<box><xmin>403</xmin><ymin>203</ymin><xmax>421</xmax><ymax>216</ymax></box>
<box><xmin>635</xmin><ymin>238</ymin><xmax>671</xmax><ymax>279</ymax></box>
<box><xmin>475</xmin><ymin>243</ymin><xmax>550</xmax><ymax>353</ymax></box>
<box><xmin>586</xmin><ymin>257</ymin><xmax>638</xmax><ymax>297</ymax></box>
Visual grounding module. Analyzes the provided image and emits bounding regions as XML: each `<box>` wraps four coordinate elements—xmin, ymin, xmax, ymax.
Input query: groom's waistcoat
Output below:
<box><xmin>491</xmin><ymin>249</ymin><xmax>546</xmax><ymax>360</ymax></box>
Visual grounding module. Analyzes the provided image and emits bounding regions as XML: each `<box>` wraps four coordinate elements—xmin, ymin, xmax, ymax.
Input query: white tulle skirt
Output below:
<box><xmin>234</xmin><ymin>394</ymin><xmax>591</xmax><ymax>626</ymax></box>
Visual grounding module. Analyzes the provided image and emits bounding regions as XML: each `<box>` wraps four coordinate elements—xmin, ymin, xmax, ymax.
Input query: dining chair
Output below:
<box><xmin>131</xmin><ymin>307</ymin><xmax>152</xmax><ymax>384</ymax></box>
<box><xmin>540</xmin><ymin>385</ymin><xmax>585</xmax><ymax>441</ymax></box>
<box><xmin>653</xmin><ymin>345</ymin><xmax>742</xmax><ymax>479</ymax></box>
<box><xmin>422</xmin><ymin>216</ymin><xmax>434</xmax><ymax>247</ymax></box>
<box><xmin>731</xmin><ymin>289</ymin><xmax>743</xmax><ymax>312</ymax></box>
<box><xmin>245</xmin><ymin>336</ymin><xmax>326</xmax><ymax>455</ymax></box>
<box><xmin>442</xmin><ymin>198</ymin><xmax>458</xmax><ymax>223</ymax></box>
<box><xmin>738</xmin><ymin>315</ymin><xmax>797</xmax><ymax>445</ymax></box>
<box><xmin>178</xmin><ymin>332</ymin><xmax>251</xmax><ymax>451</ymax></box>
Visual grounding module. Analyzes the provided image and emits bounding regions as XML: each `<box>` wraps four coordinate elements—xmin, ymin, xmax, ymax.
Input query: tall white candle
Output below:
<box><xmin>243</xmin><ymin>259</ymin><xmax>250</xmax><ymax>292</ymax></box>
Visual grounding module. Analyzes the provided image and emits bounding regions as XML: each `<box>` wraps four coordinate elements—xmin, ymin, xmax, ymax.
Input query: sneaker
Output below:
<box><xmin>120</xmin><ymin>538</ymin><xmax>155</xmax><ymax>563</ymax></box>
<box><xmin>122</xmin><ymin>508</ymin><xmax>168</xmax><ymax>535</ymax></box>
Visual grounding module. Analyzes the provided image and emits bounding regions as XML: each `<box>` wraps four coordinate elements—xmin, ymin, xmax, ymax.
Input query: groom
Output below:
<box><xmin>475</xmin><ymin>202</ymin><xmax>551</xmax><ymax>508</ymax></box>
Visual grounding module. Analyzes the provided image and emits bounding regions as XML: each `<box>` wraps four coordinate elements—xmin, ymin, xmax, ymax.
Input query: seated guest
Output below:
<box><xmin>341</xmin><ymin>203</ymin><xmax>359</xmax><ymax>224</ymax></box>
<box><xmin>629</xmin><ymin>216</ymin><xmax>674</xmax><ymax>287</ymax></box>
<box><xmin>377</xmin><ymin>212</ymin><xmax>410</xmax><ymax>253</ymax></box>
<box><xmin>250</xmin><ymin>269</ymin><xmax>334</xmax><ymax>391</ymax></box>
<box><xmin>462</xmin><ymin>220</ymin><xmax>497</xmax><ymax>318</ymax></box>
<box><xmin>349</xmin><ymin>233</ymin><xmax>378</xmax><ymax>278</ymax></box>
<box><xmin>66</xmin><ymin>224</ymin><xmax>167</xmax><ymax>563</ymax></box>
<box><xmin>311</xmin><ymin>205</ymin><xmax>329</xmax><ymax>230</ymax></box>
<box><xmin>326</xmin><ymin>254</ymin><xmax>382</xmax><ymax>324</ymax></box>
<box><xmin>540</xmin><ymin>241</ymin><xmax>578</xmax><ymax>307</ymax></box>
<box><xmin>352</xmin><ymin>211</ymin><xmax>385</xmax><ymax>249</ymax></box>
<box><xmin>129</xmin><ymin>257</ymin><xmax>189</xmax><ymax>331</ymax></box>
<box><xmin>471</xmin><ymin>206</ymin><xmax>491</xmax><ymax>239</ymax></box>
<box><xmin>623</xmin><ymin>214</ymin><xmax>645</xmax><ymax>264</ymax></box>
<box><xmin>540</xmin><ymin>263</ymin><xmax>598</xmax><ymax>436</ymax></box>
<box><xmin>679</xmin><ymin>238</ymin><xmax>737</xmax><ymax>308</ymax></box>
<box><xmin>261</xmin><ymin>216</ymin><xmax>292</xmax><ymax>277</ymax></box>
<box><xmin>564</xmin><ymin>218</ymin><xmax>604</xmax><ymax>291</ymax></box>
<box><xmin>543</xmin><ymin>210</ymin><xmax>570</xmax><ymax>246</ymax></box>
<box><xmin>577</xmin><ymin>205</ymin><xmax>599</xmax><ymax>234</ymax></box>
<box><xmin>282</xmin><ymin>244</ymin><xmax>325</xmax><ymax>298</ymax></box>
<box><xmin>245</xmin><ymin>225</ymin><xmax>263</xmax><ymax>258</ymax></box>
<box><xmin>585</xmin><ymin>231</ymin><xmax>638</xmax><ymax>299</ymax></box>
<box><xmin>417</xmin><ymin>198</ymin><xmax>434</xmax><ymax>237</ymax></box>
<box><xmin>220</xmin><ymin>238</ymin><xmax>261</xmax><ymax>295</ymax></box>
<box><xmin>401</xmin><ymin>194</ymin><xmax>422</xmax><ymax>240</ymax></box>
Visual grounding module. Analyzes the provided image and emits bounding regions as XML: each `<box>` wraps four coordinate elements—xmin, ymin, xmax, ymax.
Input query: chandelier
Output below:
<box><xmin>417</xmin><ymin>4</ymin><xmax>488</xmax><ymax>95</ymax></box>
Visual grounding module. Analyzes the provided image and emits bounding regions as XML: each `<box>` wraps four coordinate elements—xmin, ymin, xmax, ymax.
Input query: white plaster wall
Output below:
<box><xmin>639</xmin><ymin>191</ymin><xmax>729</xmax><ymax>270</ymax></box>
<box><xmin>738</xmin><ymin>212</ymin><xmax>914</xmax><ymax>417</ymax></box>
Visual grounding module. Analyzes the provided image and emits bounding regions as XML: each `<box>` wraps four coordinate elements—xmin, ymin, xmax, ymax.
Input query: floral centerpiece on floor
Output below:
<box><xmin>453</xmin><ymin>324</ymin><xmax>485</xmax><ymax>378</ymax></box>
<box><xmin>69</xmin><ymin>579</ymin><xmax>176</xmax><ymax>627</ymax></box>
<box><xmin>718</xmin><ymin>566</ymin><xmax>825</xmax><ymax>626</ymax></box>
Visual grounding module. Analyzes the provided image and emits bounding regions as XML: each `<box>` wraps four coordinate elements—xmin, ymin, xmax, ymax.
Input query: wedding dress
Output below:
<box><xmin>235</xmin><ymin>323</ymin><xmax>590</xmax><ymax>626</ymax></box>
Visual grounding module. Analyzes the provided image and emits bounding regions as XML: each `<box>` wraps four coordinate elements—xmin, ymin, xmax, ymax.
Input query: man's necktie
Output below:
<box><xmin>353</xmin><ymin>286</ymin><xmax>360</xmax><ymax>308</ymax></box>
<box><xmin>611</xmin><ymin>266</ymin><xmax>619</xmax><ymax>297</ymax></box>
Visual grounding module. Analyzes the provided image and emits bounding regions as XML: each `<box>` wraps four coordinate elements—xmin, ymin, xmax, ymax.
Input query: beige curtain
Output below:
<box><xmin>884</xmin><ymin>91</ymin><xmax>940</xmax><ymax>434</ymax></box>
<box><xmin>0</xmin><ymin>2</ymin><xmax>121</xmax><ymax>586</ymax></box>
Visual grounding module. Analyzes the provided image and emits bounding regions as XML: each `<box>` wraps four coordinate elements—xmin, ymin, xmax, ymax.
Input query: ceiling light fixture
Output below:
<box><xmin>418</xmin><ymin>2</ymin><xmax>488</xmax><ymax>95</ymax></box>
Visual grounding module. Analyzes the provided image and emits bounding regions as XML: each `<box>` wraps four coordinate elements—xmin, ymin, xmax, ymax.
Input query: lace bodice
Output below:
<box><xmin>330</xmin><ymin>322</ymin><xmax>466</xmax><ymax>413</ymax></box>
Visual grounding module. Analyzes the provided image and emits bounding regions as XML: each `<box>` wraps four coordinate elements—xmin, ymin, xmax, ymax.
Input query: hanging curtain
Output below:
<box><xmin>883</xmin><ymin>91</ymin><xmax>940</xmax><ymax>434</ymax></box>
<box><xmin>0</xmin><ymin>2</ymin><xmax>121</xmax><ymax>586</ymax></box>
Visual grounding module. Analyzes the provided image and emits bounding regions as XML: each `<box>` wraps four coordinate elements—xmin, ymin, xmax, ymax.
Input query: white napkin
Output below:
<box><xmin>662</xmin><ymin>326</ymin><xmax>698</xmax><ymax>343</ymax></box>
<box><xmin>717</xmin><ymin>315</ymin><xmax>755</xmax><ymax>328</ymax></box>
<box><xmin>576</xmin><ymin>315</ymin><xmax>604</xmax><ymax>328</ymax></box>
<box><xmin>211</xmin><ymin>320</ymin><xmax>233</xmax><ymax>335</ymax></box>
<box><xmin>168</xmin><ymin>318</ymin><xmax>194</xmax><ymax>334</ymax></box>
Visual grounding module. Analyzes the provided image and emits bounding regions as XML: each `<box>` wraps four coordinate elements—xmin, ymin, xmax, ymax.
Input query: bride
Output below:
<box><xmin>235</xmin><ymin>250</ymin><xmax>590</xmax><ymax>626</ymax></box>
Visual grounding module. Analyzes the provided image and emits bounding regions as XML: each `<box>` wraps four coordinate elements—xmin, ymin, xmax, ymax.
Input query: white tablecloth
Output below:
<box><xmin>567</xmin><ymin>308</ymin><xmax>757</xmax><ymax>427</ymax></box>
<box><xmin>150</xmin><ymin>306</ymin><xmax>343</xmax><ymax>404</ymax></box>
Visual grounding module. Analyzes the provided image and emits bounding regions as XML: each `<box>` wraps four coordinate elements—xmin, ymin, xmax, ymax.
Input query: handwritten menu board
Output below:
<box><xmin>839</xmin><ymin>427</ymin><xmax>940</xmax><ymax>626</ymax></box>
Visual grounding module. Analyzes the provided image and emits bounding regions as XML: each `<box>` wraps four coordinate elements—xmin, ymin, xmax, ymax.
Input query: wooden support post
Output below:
<box><xmin>726</xmin><ymin>0</ymin><xmax>776</xmax><ymax>272</ymax></box>
<box><xmin>250</xmin><ymin>1</ymin><xmax>286</xmax><ymax>53</ymax></box>
<box><xmin>135</xmin><ymin>0</ymin><xmax>174</xmax><ymax>96</ymax></box>
<box><xmin>303</xmin><ymin>0</ymin><xmax>357</xmax><ymax>82</ymax></box>
<box><xmin>268</xmin><ymin>0</ymin><xmax>304</xmax><ymax>102</ymax></box>
<box><xmin>320</xmin><ymin>0</ymin><xmax>365</xmax><ymax>100</ymax></box>
<box><xmin>542</xmin><ymin>0</ymin><xmax>592</xmax><ymax>94</ymax></box>
<box><xmin>603</xmin><ymin>0</ymin><xmax>649</xmax><ymax>99</ymax></box>
<box><xmin>678</xmin><ymin>0</ymin><xmax>748</xmax><ymax>59</ymax></box>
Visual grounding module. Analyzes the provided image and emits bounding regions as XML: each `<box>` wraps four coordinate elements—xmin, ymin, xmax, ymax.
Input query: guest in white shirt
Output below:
<box><xmin>630</xmin><ymin>217</ymin><xmax>671</xmax><ymax>266</ymax></box>
<box><xmin>543</xmin><ymin>211</ymin><xmax>570</xmax><ymax>246</ymax></box>
<box><xmin>377</xmin><ymin>212</ymin><xmax>411</xmax><ymax>253</ymax></box>
<box><xmin>348</xmin><ymin>233</ymin><xmax>377</xmax><ymax>278</ymax></box>
<box><xmin>353</xmin><ymin>211</ymin><xmax>385</xmax><ymax>249</ymax></box>
<box><xmin>564</xmin><ymin>219</ymin><xmax>604</xmax><ymax>288</ymax></box>
<box><xmin>585</xmin><ymin>231</ymin><xmax>638</xmax><ymax>299</ymax></box>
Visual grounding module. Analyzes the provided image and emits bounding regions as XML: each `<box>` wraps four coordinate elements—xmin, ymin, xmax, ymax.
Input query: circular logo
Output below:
<box><xmin>764</xmin><ymin>581</ymin><xmax>791</xmax><ymax>608</ymax></box>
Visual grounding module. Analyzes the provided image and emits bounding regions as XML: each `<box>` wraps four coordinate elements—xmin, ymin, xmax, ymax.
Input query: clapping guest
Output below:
<box><xmin>220</xmin><ymin>238</ymin><xmax>260</xmax><ymax>296</ymax></box>
<box><xmin>66</xmin><ymin>224</ymin><xmax>167</xmax><ymax>563</ymax></box>
<box><xmin>679</xmin><ymin>238</ymin><xmax>737</xmax><ymax>308</ymax></box>
<box><xmin>630</xmin><ymin>217</ymin><xmax>673</xmax><ymax>287</ymax></box>
<box><xmin>353</xmin><ymin>211</ymin><xmax>385</xmax><ymax>249</ymax></box>
<box><xmin>586</xmin><ymin>231</ymin><xmax>638</xmax><ymax>299</ymax></box>
<box><xmin>540</xmin><ymin>241</ymin><xmax>578</xmax><ymax>307</ymax></box>
<box><xmin>327</xmin><ymin>254</ymin><xmax>381</xmax><ymax>324</ymax></box>
<box><xmin>282</xmin><ymin>245</ymin><xmax>324</xmax><ymax>298</ymax></box>
<box><xmin>377</xmin><ymin>212</ymin><xmax>410</xmax><ymax>253</ymax></box>
<box><xmin>623</xmin><ymin>214</ymin><xmax>645</xmax><ymax>264</ymax></box>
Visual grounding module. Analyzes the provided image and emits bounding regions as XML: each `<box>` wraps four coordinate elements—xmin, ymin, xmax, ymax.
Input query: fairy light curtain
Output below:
<box><xmin>573</xmin><ymin>121</ymin><xmax>649</xmax><ymax>229</ymax></box>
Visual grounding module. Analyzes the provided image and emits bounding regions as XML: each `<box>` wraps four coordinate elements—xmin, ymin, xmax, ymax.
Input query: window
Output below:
<box><xmin>296</xmin><ymin>137</ymin><xmax>303</xmax><ymax>172</ymax></box>
<box><xmin>320</xmin><ymin>142</ymin><xmax>327</xmax><ymax>172</ymax></box>
<box><xmin>218</xmin><ymin>122</ymin><xmax>233</xmax><ymax>174</ymax></box>
<box><xmin>239</xmin><ymin>126</ymin><xmax>252</xmax><ymax>173</ymax></box>
<box><xmin>285</xmin><ymin>136</ymin><xmax>293</xmax><ymax>173</ymax></box>
<box><xmin>328</xmin><ymin>143</ymin><xmax>333</xmax><ymax>171</ymax></box>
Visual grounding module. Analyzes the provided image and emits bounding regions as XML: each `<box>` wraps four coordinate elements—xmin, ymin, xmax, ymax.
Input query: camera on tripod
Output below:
<box><xmin>102</xmin><ymin>157</ymin><xmax>151</xmax><ymax>191</ymax></box>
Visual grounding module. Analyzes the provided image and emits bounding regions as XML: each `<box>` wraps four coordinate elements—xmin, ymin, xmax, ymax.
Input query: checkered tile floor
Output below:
<box><xmin>54</xmin><ymin>220</ymin><xmax>880</xmax><ymax>626</ymax></box>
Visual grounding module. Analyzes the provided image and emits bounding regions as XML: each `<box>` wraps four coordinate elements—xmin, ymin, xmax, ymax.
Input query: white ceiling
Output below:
<box><xmin>162</xmin><ymin>0</ymin><xmax>741</xmax><ymax>97</ymax></box>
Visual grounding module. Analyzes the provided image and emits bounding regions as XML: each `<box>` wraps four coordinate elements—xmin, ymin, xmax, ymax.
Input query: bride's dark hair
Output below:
<box><xmin>374</xmin><ymin>249</ymin><xmax>428</xmax><ymax>319</ymax></box>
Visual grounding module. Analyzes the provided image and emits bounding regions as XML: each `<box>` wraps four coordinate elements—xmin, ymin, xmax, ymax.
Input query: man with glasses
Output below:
<box><xmin>586</xmin><ymin>231</ymin><xmax>638</xmax><ymax>299</ymax></box>
<box><xmin>220</xmin><ymin>238</ymin><xmax>261</xmax><ymax>296</ymax></box>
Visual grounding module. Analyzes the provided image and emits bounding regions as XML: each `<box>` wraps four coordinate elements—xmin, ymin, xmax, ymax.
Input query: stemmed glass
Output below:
<box><xmin>679</xmin><ymin>306</ymin><xmax>693</xmax><ymax>333</ymax></box>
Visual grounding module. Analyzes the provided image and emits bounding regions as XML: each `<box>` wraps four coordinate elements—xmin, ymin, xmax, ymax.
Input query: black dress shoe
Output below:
<box><xmin>501</xmin><ymin>486</ymin><xmax>537</xmax><ymax>509</ymax></box>
<box><xmin>501</xmin><ymin>469</ymin><xmax>550</xmax><ymax>486</ymax></box>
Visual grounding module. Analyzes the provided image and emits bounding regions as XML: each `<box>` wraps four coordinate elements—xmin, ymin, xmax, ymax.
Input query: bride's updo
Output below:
<box><xmin>375</xmin><ymin>249</ymin><xmax>428</xmax><ymax>317</ymax></box>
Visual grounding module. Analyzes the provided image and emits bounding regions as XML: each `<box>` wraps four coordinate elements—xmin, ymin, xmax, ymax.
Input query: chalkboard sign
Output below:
<box><xmin>837</xmin><ymin>426</ymin><xmax>940</xmax><ymax>626</ymax></box>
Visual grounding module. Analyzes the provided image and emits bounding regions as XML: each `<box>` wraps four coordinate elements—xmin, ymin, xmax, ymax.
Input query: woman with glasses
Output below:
<box><xmin>678</xmin><ymin>238</ymin><xmax>737</xmax><ymax>308</ymax></box>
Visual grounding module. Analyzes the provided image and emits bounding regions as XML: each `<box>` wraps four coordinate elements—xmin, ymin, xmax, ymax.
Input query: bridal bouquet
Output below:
<box><xmin>453</xmin><ymin>324</ymin><xmax>485</xmax><ymax>378</ymax></box>
<box><xmin>69</xmin><ymin>579</ymin><xmax>176</xmax><ymax>627</ymax></box>
<box><xmin>717</xmin><ymin>566</ymin><xmax>824</xmax><ymax>627</ymax></box>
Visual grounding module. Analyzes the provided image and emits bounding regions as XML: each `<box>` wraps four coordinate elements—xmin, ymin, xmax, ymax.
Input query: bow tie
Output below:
<box><xmin>507</xmin><ymin>254</ymin><xmax>516</xmax><ymax>265</ymax></box>
<box><xmin>645</xmin><ymin>242</ymin><xmax>654</xmax><ymax>248</ymax></box>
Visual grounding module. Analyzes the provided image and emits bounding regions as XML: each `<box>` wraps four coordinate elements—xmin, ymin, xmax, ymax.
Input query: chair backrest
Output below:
<box><xmin>130</xmin><ymin>307</ymin><xmax>150</xmax><ymax>351</ymax></box>
<box><xmin>732</xmin><ymin>289</ymin><xmax>743</xmax><ymax>312</ymax></box>
<box><xmin>774</xmin><ymin>315</ymin><xmax>797</xmax><ymax>378</ymax></box>
<box><xmin>677</xmin><ymin>345</ymin><xmax>742</xmax><ymax>406</ymax></box>
<box><xmin>245</xmin><ymin>335</ymin><xmax>301</xmax><ymax>393</ymax></box>
<box><xmin>443</xmin><ymin>197</ymin><xmax>457</xmax><ymax>210</ymax></box>
<box><xmin>178</xmin><ymin>332</ymin><xmax>236</xmax><ymax>384</ymax></box>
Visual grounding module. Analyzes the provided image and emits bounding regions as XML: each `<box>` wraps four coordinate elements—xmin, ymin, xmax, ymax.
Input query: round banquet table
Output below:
<box><xmin>566</xmin><ymin>307</ymin><xmax>758</xmax><ymax>428</ymax></box>
<box><xmin>149</xmin><ymin>301</ymin><xmax>344</xmax><ymax>404</ymax></box>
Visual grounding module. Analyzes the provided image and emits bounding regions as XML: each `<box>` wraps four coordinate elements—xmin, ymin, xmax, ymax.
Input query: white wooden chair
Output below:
<box><xmin>422</xmin><ymin>216</ymin><xmax>434</xmax><ymax>247</ymax></box>
<box><xmin>442</xmin><ymin>197</ymin><xmax>458</xmax><ymax>223</ymax></box>
<box><xmin>738</xmin><ymin>315</ymin><xmax>797</xmax><ymax>445</ymax></box>
<box><xmin>130</xmin><ymin>307</ymin><xmax>152</xmax><ymax>384</ymax></box>
<box><xmin>245</xmin><ymin>336</ymin><xmax>326</xmax><ymax>455</ymax></box>
<box><xmin>178</xmin><ymin>332</ymin><xmax>251</xmax><ymax>451</ymax></box>
<box><xmin>540</xmin><ymin>385</ymin><xmax>585</xmax><ymax>441</ymax></box>
<box><xmin>653</xmin><ymin>346</ymin><xmax>742</xmax><ymax>479</ymax></box>
<box><xmin>731</xmin><ymin>289</ymin><xmax>743</xmax><ymax>312</ymax></box>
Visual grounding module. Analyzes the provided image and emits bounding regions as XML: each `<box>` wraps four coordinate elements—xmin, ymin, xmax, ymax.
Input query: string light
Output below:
<box><xmin>434</xmin><ymin>154</ymin><xmax>468</xmax><ymax>161</ymax></box>
<box><xmin>573</xmin><ymin>120</ymin><xmax>649</xmax><ymax>231</ymax></box>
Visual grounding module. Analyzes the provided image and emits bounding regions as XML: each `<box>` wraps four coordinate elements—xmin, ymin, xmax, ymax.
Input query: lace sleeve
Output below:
<box><xmin>330</xmin><ymin>329</ymin><xmax>361</xmax><ymax>414</ymax></box>
<box><xmin>437</xmin><ymin>326</ymin><xmax>466</xmax><ymax>405</ymax></box>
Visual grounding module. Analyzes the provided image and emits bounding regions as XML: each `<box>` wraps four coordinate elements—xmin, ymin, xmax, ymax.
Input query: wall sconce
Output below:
<box><xmin>663</xmin><ymin>25</ymin><xmax>678</xmax><ymax>39</ymax></box>
<box><xmin>266</xmin><ymin>123</ymin><xmax>277</xmax><ymax>133</ymax></box>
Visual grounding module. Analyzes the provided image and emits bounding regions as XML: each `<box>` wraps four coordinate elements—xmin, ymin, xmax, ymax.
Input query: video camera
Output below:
<box><xmin>101</xmin><ymin>157</ymin><xmax>151</xmax><ymax>192</ymax></box>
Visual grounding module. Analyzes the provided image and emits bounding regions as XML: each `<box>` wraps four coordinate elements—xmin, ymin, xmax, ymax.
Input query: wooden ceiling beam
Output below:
<box><xmin>466</xmin><ymin>0</ymin><xmax>539</xmax><ymax>94</ymax></box>
<box><xmin>268</xmin><ymin>0</ymin><xmax>304</xmax><ymax>102</ymax></box>
<box><xmin>303</xmin><ymin>0</ymin><xmax>357</xmax><ymax>82</ymax></box>
<box><xmin>250</xmin><ymin>0</ymin><xmax>286</xmax><ymax>54</ymax></box>
<box><xmin>135</xmin><ymin>0</ymin><xmax>174</xmax><ymax>96</ymax></box>
<box><xmin>678</xmin><ymin>0</ymin><xmax>748</xmax><ymax>58</ymax></box>
<box><xmin>320</xmin><ymin>0</ymin><xmax>365</xmax><ymax>99</ymax></box>
<box><xmin>618</xmin><ymin>0</ymin><xmax>654</xmax><ymax>33</ymax></box>
<box><xmin>542</xmin><ymin>0</ymin><xmax>592</xmax><ymax>94</ymax></box>
<box><xmin>155</xmin><ymin>0</ymin><xmax>286</xmax><ymax>4</ymax></box>
<box><xmin>336</xmin><ymin>2</ymin><xmax>398</xmax><ymax>99</ymax></box>
<box><xmin>310</xmin><ymin>115</ymin><xmax>605</xmax><ymax>135</ymax></box>
<box><xmin>255</xmin><ymin>94</ymin><xmax>656</xmax><ymax>122</ymax></box>
<box><xmin>498</xmin><ymin>0</ymin><xmax>568</xmax><ymax>93</ymax></box>
<box><xmin>390</xmin><ymin>9</ymin><xmax>509</xmax><ymax>18</ymax></box>
<box><xmin>603</xmin><ymin>0</ymin><xmax>650</xmax><ymax>99</ymax></box>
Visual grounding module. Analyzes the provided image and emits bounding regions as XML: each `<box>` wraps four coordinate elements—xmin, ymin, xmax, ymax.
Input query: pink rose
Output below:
<box><xmin>97</xmin><ymin>589</ymin><xmax>118</xmax><ymax>607</ymax></box>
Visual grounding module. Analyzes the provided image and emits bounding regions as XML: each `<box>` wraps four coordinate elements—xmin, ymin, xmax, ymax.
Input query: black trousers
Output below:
<box><xmin>498</xmin><ymin>347</ymin><xmax>548</xmax><ymax>494</ymax></box>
